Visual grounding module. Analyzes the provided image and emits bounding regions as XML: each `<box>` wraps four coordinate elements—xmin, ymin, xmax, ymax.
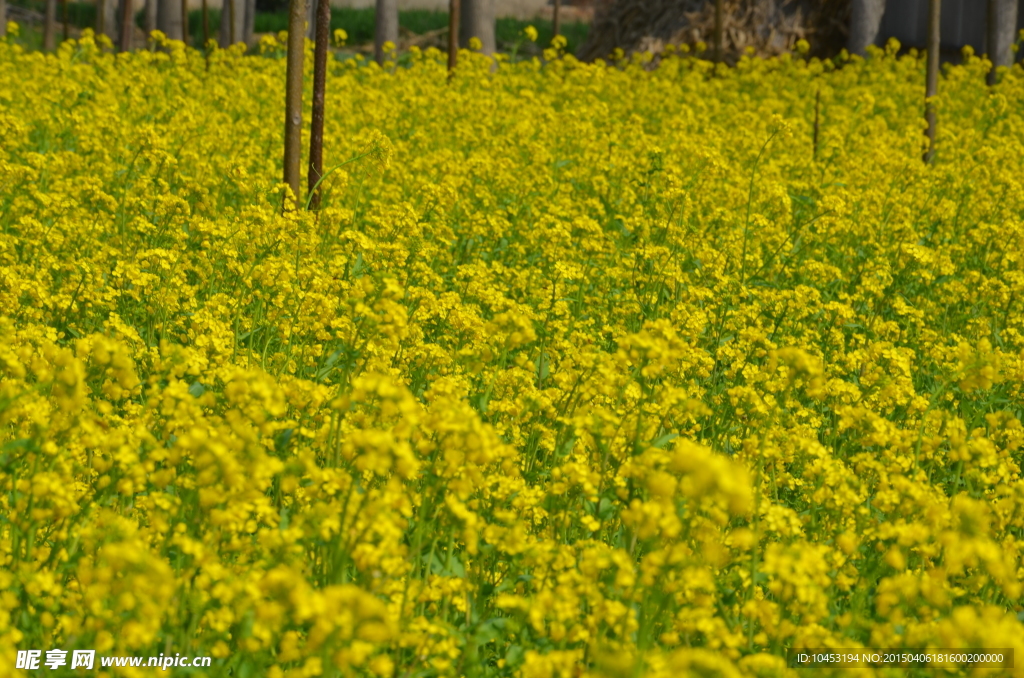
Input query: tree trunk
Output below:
<box><xmin>847</xmin><ymin>0</ymin><xmax>886</xmax><ymax>55</ymax></box>
<box><xmin>145</xmin><ymin>0</ymin><xmax>156</xmax><ymax>41</ymax></box>
<box><xmin>987</xmin><ymin>0</ymin><xmax>1017</xmax><ymax>85</ymax></box>
<box><xmin>460</xmin><ymin>0</ymin><xmax>494</xmax><ymax>54</ymax></box>
<box><xmin>552</xmin><ymin>0</ymin><xmax>560</xmax><ymax>39</ymax></box>
<box><xmin>0</xmin><ymin>0</ymin><xmax>6</xmax><ymax>37</ymax></box>
<box><xmin>924</xmin><ymin>0</ymin><xmax>940</xmax><ymax>164</ymax></box>
<box><xmin>120</xmin><ymin>0</ymin><xmax>133</xmax><ymax>50</ymax></box>
<box><xmin>158</xmin><ymin>0</ymin><xmax>183</xmax><ymax>41</ymax></box>
<box><xmin>308</xmin><ymin>0</ymin><xmax>330</xmax><ymax>210</ymax></box>
<box><xmin>283</xmin><ymin>0</ymin><xmax>306</xmax><ymax>211</ymax></box>
<box><xmin>448</xmin><ymin>0</ymin><xmax>459</xmax><ymax>73</ymax></box>
<box><xmin>181</xmin><ymin>0</ymin><xmax>189</xmax><ymax>46</ymax></box>
<box><xmin>220</xmin><ymin>0</ymin><xmax>243</xmax><ymax>45</ymax></box>
<box><xmin>374</xmin><ymin>0</ymin><xmax>398</xmax><ymax>65</ymax></box>
<box><xmin>43</xmin><ymin>0</ymin><xmax>57</xmax><ymax>50</ymax></box>
<box><xmin>244</xmin><ymin>0</ymin><xmax>254</xmax><ymax>45</ymax></box>
<box><xmin>102</xmin><ymin>0</ymin><xmax>118</xmax><ymax>41</ymax></box>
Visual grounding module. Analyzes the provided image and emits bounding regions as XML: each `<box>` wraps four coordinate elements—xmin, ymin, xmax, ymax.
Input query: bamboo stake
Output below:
<box><xmin>120</xmin><ymin>0</ymin><xmax>133</xmax><ymax>50</ymax></box>
<box><xmin>924</xmin><ymin>0</ymin><xmax>940</xmax><ymax>164</ymax></box>
<box><xmin>307</xmin><ymin>0</ymin><xmax>331</xmax><ymax>211</ymax></box>
<box><xmin>283</xmin><ymin>0</ymin><xmax>306</xmax><ymax>211</ymax></box>
<box><xmin>813</xmin><ymin>87</ymin><xmax>820</xmax><ymax>160</ymax></box>
<box><xmin>448</xmin><ymin>0</ymin><xmax>459</xmax><ymax>76</ymax></box>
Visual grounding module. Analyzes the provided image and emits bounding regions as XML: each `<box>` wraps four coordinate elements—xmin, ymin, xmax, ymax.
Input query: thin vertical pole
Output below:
<box><xmin>283</xmin><ymin>0</ymin><xmax>306</xmax><ymax>211</ymax></box>
<box><xmin>924</xmin><ymin>0</ymin><xmax>941</xmax><ymax>164</ymax></box>
<box><xmin>552</xmin><ymin>0</ymin><xmax>560</xmax><ymax>40</ymax></box>
<box><xmin>308</xmin><ymin>0</ymin><xmax>330</xmax><ymax>211</ymax></box>
<box><xmin>813</xmin><ymin>87</ymin><xmax>820</xmax><ymax>160</ymax></box>
<box><xmin>120</xmin><ymin>0</ymin><xmax>133</xmax><ymax>50</ymax></box>
<box><xmin>448</xmin><ymin>0</ymin><xmax>460</xmax><ymax>76</ymax></box>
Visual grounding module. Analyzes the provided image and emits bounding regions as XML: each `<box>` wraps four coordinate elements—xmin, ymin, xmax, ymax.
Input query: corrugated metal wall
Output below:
<box><xmin>878</xmin><ymin>0</ymin><xmax>1024</xmax><ymax>52</ymax></box>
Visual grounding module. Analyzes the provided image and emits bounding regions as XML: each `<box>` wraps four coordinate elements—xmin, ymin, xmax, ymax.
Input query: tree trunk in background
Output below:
<box><xmin>283</xmin><ymin>0</ymin><xmax>306</xmax><ymax>210</ymax></box>
<box><xmin>460</xmin><ymin>0</ymin><xmax>494</xmax><ymax>54</ymax></box>
<box><xmin>374</xmin><ymin>0</ymin><xmax>398</xmax><ymax>64</ymax></box>
<box><xmin>552</xmin><ymin>0</ymin><xmax>560</xmax><ymax>38</ymax></box>
<box><xmin>924</xmin><ymin>0</ymin><xmax>940</xmax><ymax>163</ymax></box>
<box><xmin>43</xmin><ymin>0</ymin><xmax>56</xmax><ymax>49</ymax></box>
<box><xmin>120</xmin><ymin>0</ymin><xmax>133</xmax><ymax>50</ymax></box>
<box><xmin>244</xmin><ymin>0</ymin><xmax>255</xmax><ymax>45</ymax></box>
<box><xmin>181</xmin><ymin>0</ymin><xmax>189</xmax><ymax>46</ymax></box>
<box><xmin>0</xmin><ymin>0</ymin><xmax>6</xmax><ymax>37</ymax></box>
<box><xmin>158</xmin><ymin>0</ymin><xmax>183</xmax><ymax>41</ymax></box>
<box><xmin>308</xmin><ymin>0</ymin><xmax>330</xmax><ymax>210</ymax></box>
<box><xmin>987</xmin><ymin>0</ymin><xmax>1017</xmax><ymax>84</ymax></box>
<box><xmin>219</xmin><ymin>0</ymin><xmax>243</xmax><ymax>45</ymax></box>
<box><xmin>847</xmin><ymin>0</ymin><xmax>886</xmax><ymax>55</ymax></box>
<box><xmin>145</xmin><ymin>0</ymin><xmax>156</xmax><ymax>41</ymax></box>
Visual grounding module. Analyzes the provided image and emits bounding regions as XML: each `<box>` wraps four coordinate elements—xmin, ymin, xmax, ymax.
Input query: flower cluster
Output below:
<box><xmin>2</xmin><ymin>34</ymin><xmax>1024</xmax><ymax>678</ymax></box>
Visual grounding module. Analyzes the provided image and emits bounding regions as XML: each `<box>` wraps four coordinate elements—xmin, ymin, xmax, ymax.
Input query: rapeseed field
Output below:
<box><xmin>1</xmin><ymin>28</ymin><xmax>1023</xmax><ymax>677</ymax></box>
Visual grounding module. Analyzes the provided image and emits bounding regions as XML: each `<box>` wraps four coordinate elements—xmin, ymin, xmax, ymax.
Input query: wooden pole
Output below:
<box><xmin>283</xmin><ymin>0</ymin><xmax>306</xmax><ymax>211</ymax></box>
<box><xmin>552</xmin><ymin>0</ymin><xmax>560</xmax><ymax>40</ymax></box>
<box><xmin>924</xmin><ymin>0</ymin><xmax>940</xmax><ymax>164</ymax></box>
<box><xmin>120</xmin><ymin>0</ymin><xmax>133</xmax><ymax>50</ymax></box>
<box><xmin>813</xmin><ymin>87</ymin><xmax>820</xmax><ymax>160</ymax></box>
<box><xmin>448</xmin><ymin>0</ymin><xmax>459</xmax><ymax>75</ymax></box>
<box><xmin>308</xmin><ymin>0</ymin><xmax>330</xmax><ymax>210</ymax></box>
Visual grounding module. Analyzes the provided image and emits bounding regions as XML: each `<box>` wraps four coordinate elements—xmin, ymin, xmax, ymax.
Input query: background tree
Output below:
<box><xmin>374</xmin><ymin>0</ymin><xmax>398</xmax><ymax>65</ymax></box>
<box><xmin>848</xmin><ymin>0</ymin><xmax>886</xmax><ymax>55</ymax></box>
<box><xmin>283</xmin><ymin>0</ymin><xmax>306</xmax><ymax>210</ymax></box>
<box><xmin>244</xmin><ymin>0</ymin><xmax>254</xmax><ymax>44</ymax></box>
<box><xmin>308</xmin><ymin>0</ymin><xmax>330</xmax><ymax>209</ymax></box>
<box><xmin>98</xmin><ymin>0</ymin><xmax>117</xmax><ymax>41</ymax></box>
<box><xmin>158</xmin><ymin>0</ymin><xmax>184</xmax><ymax>41</ymax></box>
<box><xmin>552</xmin><ymin>0</ymin><xmax>560</xmax><ymax>39</ymax></box>
<box><xmin>145</xmin><ymin>0</ymin><xmax>156</xmax><ymax>41</ymax></box>
<box><xmin>987</xmin><ymin>0</ymin><xmax>1018</xmax><ymax>85</ymax></box>
<box><xmin>220</xmin><ymin>0</ymin><xmax>245</xmax><ymax>45</ymax></box>
<box><xmin>43</xmin><ymin>0</ymin><xmax>56</xmax><ymax>49</ymax></box>
<box><xmin>460</xmin><ymin>0</ymin><xmax>494</xmax><ymax>54</ymax></box>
